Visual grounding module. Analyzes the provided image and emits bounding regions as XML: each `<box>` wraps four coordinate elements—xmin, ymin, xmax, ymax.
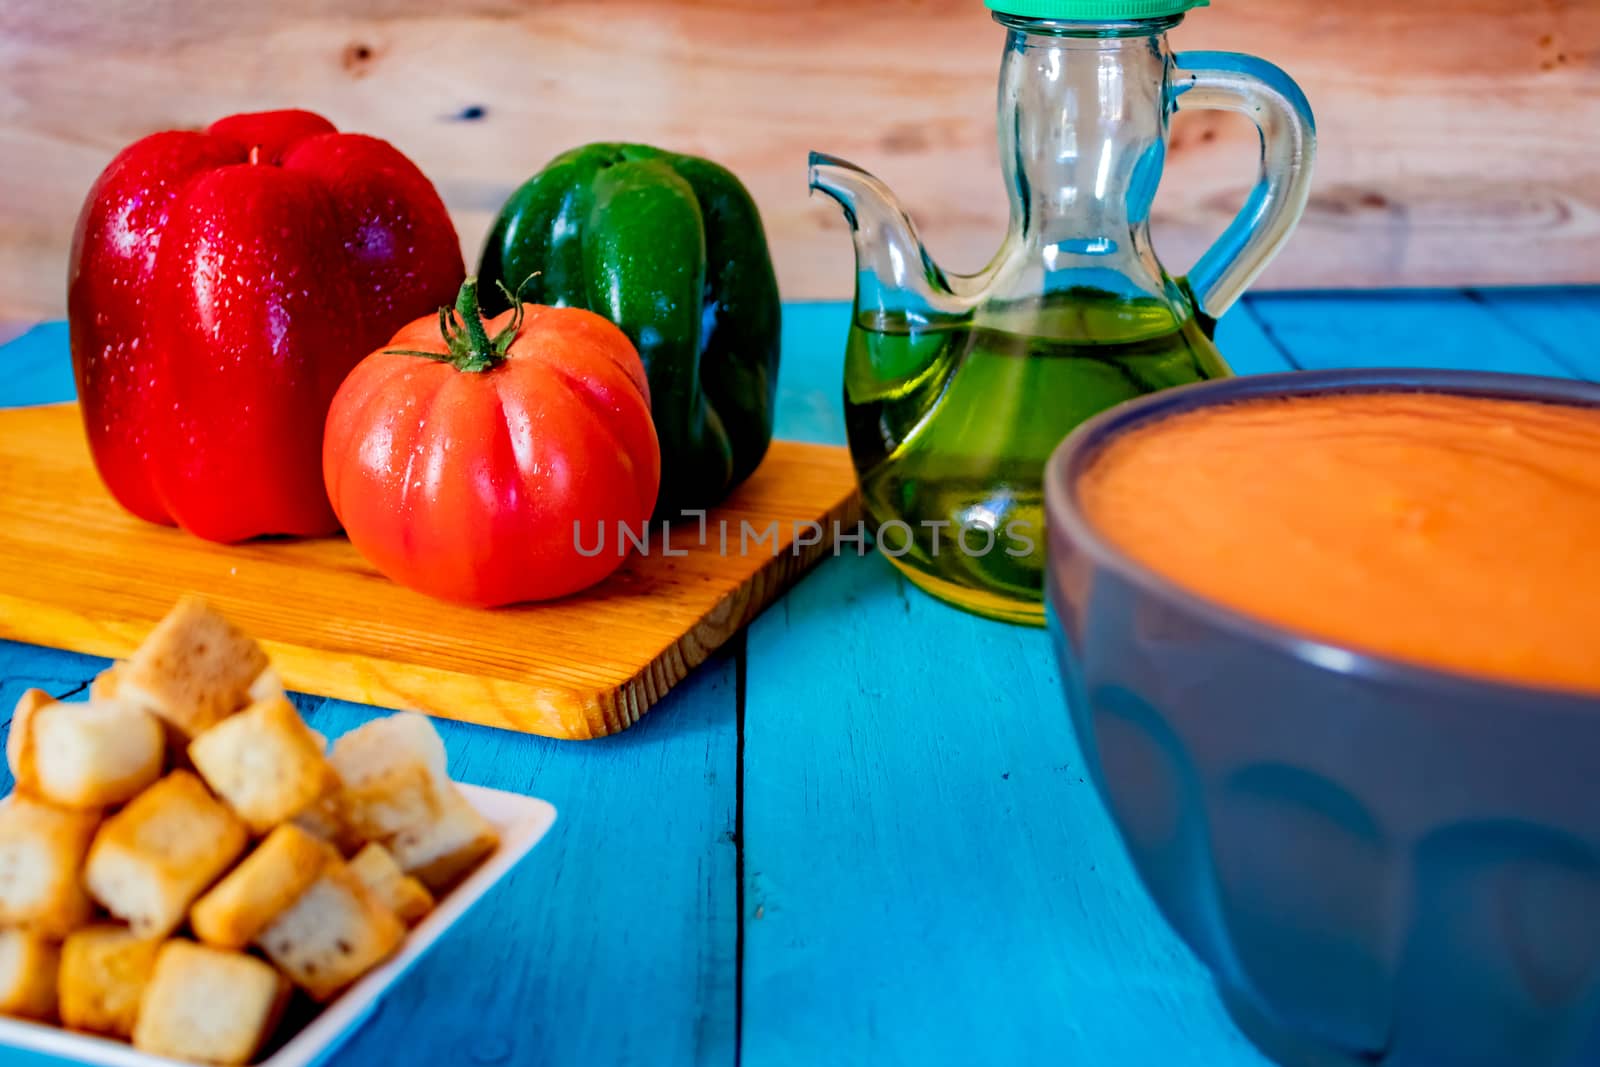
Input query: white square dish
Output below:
<box><xmin>0</xmin><ymin>783</ymin><xmax>557</xmax><ymax>1067</ymax></box>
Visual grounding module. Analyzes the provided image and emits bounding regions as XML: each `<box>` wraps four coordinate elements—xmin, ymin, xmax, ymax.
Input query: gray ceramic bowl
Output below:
<box><xmin>1044</xmin><ymin>369</ymin><xmax>1600</xmax><ymax>1067</ymax></box>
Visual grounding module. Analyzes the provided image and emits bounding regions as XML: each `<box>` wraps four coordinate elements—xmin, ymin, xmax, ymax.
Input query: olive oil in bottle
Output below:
<box><xmin>844</xmin><ymin>289</ymin><xmax>1230</xmax><ymax>624</ymax></box>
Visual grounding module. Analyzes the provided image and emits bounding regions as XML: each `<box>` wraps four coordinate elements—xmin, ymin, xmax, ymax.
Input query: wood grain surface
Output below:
<box><xmin>3</xmin><ymin>290</ymin><xmax>1600</xmax><ymax>1066</ymax></box>
<box><xmin>0</xmin><ymin>403</ymin><xmax>858</xmax><ymax>740</ymax></box>
<box><xmin>1248</xmin><ymin>289</ymin><xmax>1596</xmax><ymax>379</ymax></box>
<box><xmin>1</xmin><ymin>0</ymin><xmax>1596</xmax><ymax>321</ymax></box>
<box><xmin>739</xmin><ymin>306</ymin><xmax>1295</xmax><ymax>1065</ymax></box>
<box><xmin>738</xmin><ymin>290</ymin><xmax>1600</xmax><ymax>1066</ymax></box>
<box><xmin>0</xmin><ymin>640</ymin><xmax>740</xmax><ymax>1067</ymax></box>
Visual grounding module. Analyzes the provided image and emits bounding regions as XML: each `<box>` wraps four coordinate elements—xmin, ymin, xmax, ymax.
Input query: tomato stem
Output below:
<box><xmin>386</xmin><ymin>276</ymin><xmax>528</xmax><ymax>373</ymax></box>
<box><xmin>453</xmin><ymin>278</ymin><xmax>496</xmax><ymax>363</ymax></box>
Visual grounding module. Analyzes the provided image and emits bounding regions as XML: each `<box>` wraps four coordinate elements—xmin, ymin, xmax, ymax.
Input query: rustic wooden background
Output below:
<box><xmin>0</xmin><ymin>0</ymin><xmax>1595</xmax><ymax>321</ymax></box>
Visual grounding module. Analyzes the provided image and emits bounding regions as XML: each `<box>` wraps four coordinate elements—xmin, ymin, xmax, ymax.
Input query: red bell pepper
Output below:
<box><xmin>67</xmin><ymin>109</ymin><xmax>464</xmax><ymax>542</ymax></box>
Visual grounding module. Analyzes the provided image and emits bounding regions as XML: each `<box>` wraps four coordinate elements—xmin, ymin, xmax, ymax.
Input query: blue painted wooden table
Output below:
<box><xmin>1</xmin><ymin>288</ymin><xmax>1595</xmax><ymax>1067</ymax></box>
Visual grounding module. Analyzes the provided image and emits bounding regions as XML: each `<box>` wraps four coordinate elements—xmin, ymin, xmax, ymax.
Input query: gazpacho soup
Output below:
<box><xmin>1078</xmin><ymin>390</ymin><xmax>1600</xmax><ymax>695</ymax></box>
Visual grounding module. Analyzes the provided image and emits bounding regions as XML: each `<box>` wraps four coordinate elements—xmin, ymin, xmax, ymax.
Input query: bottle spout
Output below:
<box><xmin>808</xmin><ymin>151</ymin><xmax>957</xmax><ymax>313</ymax></box>
<box><xmin>808</xmin><ymin>152</ymin><xmax>898</xmax><ymax>229</ymax></box>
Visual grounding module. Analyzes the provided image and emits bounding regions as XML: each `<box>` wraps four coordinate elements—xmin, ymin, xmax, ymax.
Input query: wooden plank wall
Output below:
<box><xmin>0</xmin><ymin>0</ymin><xmax>1595</xmax><ymax>320</ymax></box>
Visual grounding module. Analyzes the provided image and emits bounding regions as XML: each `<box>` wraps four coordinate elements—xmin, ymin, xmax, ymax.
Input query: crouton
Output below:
<box><xmin>292</xmin><ymin>787</ymin><xmax>366</xmax><ymax>857</ymax></box>
<box><xmin>247</xmin><ymin>666</ymin><xmax>285</xmax><ymax>705</ymax></box>
<box><xmin>92</xmin><ymin>664</ymin><xmax>162</xmax><ymax>721</ymax></box>
<box><xmin>257</xmin><ymin>861</ymin><xmax>404</xmax><ymax>1002</ymax></box>
<box><xmin>0</xmin><ymin>794</ymin><xmax>97</xmax><ymax>937</ymax></box>
<box><xmin>330</xmin><ymin>713</ymin><xmax>451</xmax><ymax>841</ymax></box>
<box><xmin>387</xmin><ymin>787</ymin><xmax>499</xmax><ymax>893</ymax></box>
<box><xmin>6</xmin><ymin>687</ymin><xmax>52</xmax><ymax>789</ymax></box>
<box><xmin>20</xmin><ymin>700</ymin><xmax>164</xmax><ymax>809</ymax></box>
<box><xmin>191</xmin><ymin>824</ymin><xmax>333</xmax><ymax>950</ymax></box>
<box><xmin>0</xmin><ymin>928</ymin><xmax>59</xmax><ymax>1020</ymax></box>
<box><xmin>88</xmin><ymin>664</ymin><xmax>123</xmax><ymax>704</ymax></box>
<box><xmin>133</xmin><ymin>941</ymin><xmax>288</xmax><ymax>1066</ymax></box>
<box><xmin>118</xmin><ymin>597</ymin><xmax>267</xmax><ymax>742</ymax></box>
<box><xmin>58</xmin><ymin>925</ymin><xmax>161</xmax><ymax>1038</ymax></box>
<box><xmin>348</xmin><ymin>843</ymin><xmax>433</xmax><ymax>926</ymax></box>
<box><xmin>189</xmin><ymin>696</ymin><xmax>337</xmax><ymax>834</ymax></box>
<box><xmin>85</xmin><ymin>770</ymin><xmax>248</xmax><ymax>938</ymax></box>
<box><xmin>338</xmin><ymin>761</ymin><xmax>442</xmax><ymax>844</ymax></box>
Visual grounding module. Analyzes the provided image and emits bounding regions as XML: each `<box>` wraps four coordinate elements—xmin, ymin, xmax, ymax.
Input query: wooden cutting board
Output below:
<box><xmin>0</xmin><ymin>404</ymin><xmax>860</xmax><ymax>740</ymax></box>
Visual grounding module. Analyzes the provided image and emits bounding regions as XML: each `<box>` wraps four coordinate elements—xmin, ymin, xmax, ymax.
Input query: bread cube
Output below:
<box><xmin>0</xmin><ymin>928</ymin><xmax>59</xmax><ymax>1020</ymax></box>
<box><xmin>59</xmin><ymin>925</ymin><xmax>161</xmax><ymax>1037</ymax></box>
<box><xmin>18</xmin><ymin>700</ymin><xmax>165</xmax><ymax>809</ymax></box>
<box><xmin>89</xmin><ymin>663</ymin><xmax>124</xmax><ymax>704</ymax></box>
<box><xmin>387</xmin><ymin>787</ymin><xmax>499</xmax><ymax>893</ymax></box>
<box><xmin>248</xmin><ymin>666</ymin><xmax>285</xmax><ymax>705</ymax></box>
<box><xmin>257</xmin><ymin>861</ymin><xmax>404</xmax><ymax>1002</ymax></box>
<box><xmin>292</xmin><ymin>788</ymin><xmax>367</xmax><ymax>856</ymax></box>
<box><xmin>85</xmin><ymin>770</ymin><xmax>248</xmax><ymax>937</ymax></box>
<box><xmin>0</xmin><ymin>794</ymin><xmax>98</xmax><ymax>936</ymax></box>
<box><xmin>348</xmin><ymin>843</ymin><xmax>434</xmax><ymax>926</ymax></box>
<box><xmin>339</xmin><ymin>762</ymin><xmax>442</xmax><ymax>844</ymax></box>
<box><xmin>189</xmin><ymin>696</ymin><xmax>337</xmax><ymax>834</ymax></box>
<box><xmin>5</xmin><ymin>687</ymin><xmax>52</xmax><ymax>789</ymax></box>
<box><xmin>0</xmin><ymin>930</ymin><xmax>57</xmax><ymax>1021</ymax></box>
<box><xmin>118</xmin><ymin>597</ymin><xmax>268</xmax><ymax>742</ymax></box>
<box><xmin>133</xmin><ymin>940</ymin><xmax>288</xmax><ymax>1066</ymax></box>
<box><xmin>191</xmin><ymin>824</ymin><xmax>332</xmax><ymax>950</ymax></box>
<box><xmin>330</xmin><ymin>713</ymin><xmax>451</xmax><ymax>840</ymax></box>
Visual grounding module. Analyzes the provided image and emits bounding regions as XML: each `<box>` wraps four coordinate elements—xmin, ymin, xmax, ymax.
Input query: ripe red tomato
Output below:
<box><xmin>323</xmin><ymin>278</ymin><xmax>660</xmax><ymax>606</ymax></box>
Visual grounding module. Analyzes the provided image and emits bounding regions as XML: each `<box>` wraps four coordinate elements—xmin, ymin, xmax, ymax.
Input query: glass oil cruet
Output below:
<box><xmin>810</xmin><ymin>0</ymin><xmax>1315</xmax><ymax>625</ymax></box>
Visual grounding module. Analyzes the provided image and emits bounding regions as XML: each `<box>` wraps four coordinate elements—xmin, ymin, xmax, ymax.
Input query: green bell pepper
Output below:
<box><xmin>478</xmin><ymin>143</ymin><xmax>781</xmax><ymax>514</ymax></box>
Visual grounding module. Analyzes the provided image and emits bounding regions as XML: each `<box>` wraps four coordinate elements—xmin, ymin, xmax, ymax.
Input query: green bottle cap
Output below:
<box><xmin>986</xmin><ymin>0</ymin><xmax>1209</xmax><ymax>19</ymax></box>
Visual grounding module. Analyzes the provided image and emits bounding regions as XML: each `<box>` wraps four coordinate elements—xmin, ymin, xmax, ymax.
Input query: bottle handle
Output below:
<box><xmin>1170</xmin><ymin>52</ymin><xmax>1316</xmax><ymax>319</ymax></box>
